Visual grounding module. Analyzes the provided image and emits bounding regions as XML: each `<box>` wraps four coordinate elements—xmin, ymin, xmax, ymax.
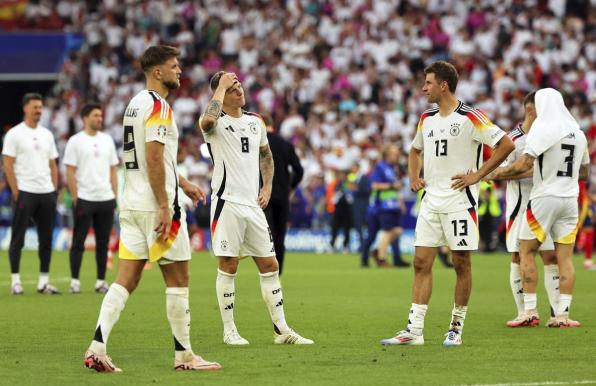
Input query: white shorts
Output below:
<box><xmin>210</xmin><ymin>196</ymin><xmax>275</xmax><ymax>257</ymax></box>
<box><xmin>506</xmin><ymin>210</ymin><xmax>555</xmax><ymax>252</ymax></box>
<box><xmin>119</xmin><ymin>209</ymin><xmax>191</xmax><ymax>265</ymax></box>
<box><xmin>520</xmin><ymin>196</ymin><xmax>579</xmax><ymax>244</ymax></box>
<box><xmin>414</xmin><ymin>203</ymin><xmax>479</xmax><ymax>250</ymax></box>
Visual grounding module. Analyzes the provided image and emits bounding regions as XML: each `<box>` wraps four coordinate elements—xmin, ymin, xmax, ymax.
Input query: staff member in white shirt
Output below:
<box><xmin>2</xmin><ymin>93</ymin><xmax>60</xmax><ymax>295</ymax></box>
<box><xmin>64</xmin><ymin>103</ymin><xmax>118</xmax><ymax>294</ymax></box>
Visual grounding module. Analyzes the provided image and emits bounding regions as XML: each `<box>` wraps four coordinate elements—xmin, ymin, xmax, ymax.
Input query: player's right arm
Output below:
<box><xmin>408</xmin><ymin>122</ymin><xmax>426</xmax><ymax>192</ymax></box>
<box><xmin>2</xmin><ymin>131</ymin><xmax>18</xmax><ymax>200</ymax></box>
<box><xmin>197</xmin><ymin>72</ymin><xmax>239</xmax><ymax>132</ymax></box>
<box><xmin>485</xmin><ymin>166</ymin><xmax>533</xmax><ymax>181</ymax></box>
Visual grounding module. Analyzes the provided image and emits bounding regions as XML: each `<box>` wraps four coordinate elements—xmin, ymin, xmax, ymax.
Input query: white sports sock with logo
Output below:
<box><xmin>259</xmin><ymin>271</ymin><xmax>290</xmax><ymax>334</ymax></box>
<box><xmin>510</xmin><ymin>263</ymin><xmax>524</xmax><ymax>315</ymax></box>
<box><xmin>523</xmin><ymin>293</ymin><xmax>537</xmax><ymax>311</ymax></box>
<box><xmin>406</xmin><ymin>303</ymin><xmax>427</xmax><ymax>336</ymax></box>
<box><xmin>556</xmin><ymin>294</ymin><xmax>572</xmax><ymax>317</ymax></box>
<box><xmin>38</xmin><ymin>273</ymin><xmax>49</xmax><ymax>290</ymax></box>
<box><xmin>89</xmin><ymin>283</ymin><xmax>129</xmax><ymax>355</ymax></box>
<box><xmin>543</xmin><ymin>264</ymin><xmax>560</xmax><ymax>317</ymax></box>
<box><xmin>216</xmin><ymin>269</ymin><xmax>238</xmax><ymax>333</ymax></box>
<box><xmin>449</xmin><ymin>304</ymin><xmax>468</xmax><ymax>334</ymax></box>
<box><xmin>11</xmin><ymin>273</ymin><xmax>21</xmax><ymax>286</ymax></box>
<box><xmin>166</xmin><ymin>287</ymin><xmax>193</xmax><ymax>362</ymax></box>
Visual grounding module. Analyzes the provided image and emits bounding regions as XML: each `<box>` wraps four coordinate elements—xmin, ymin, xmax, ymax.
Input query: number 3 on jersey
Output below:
<box><xmin>435</xmin><ymin>139</ymin><xmax>447</xmax><ymax>156</ymax></box>
<box><xmin>123</xmin><ymin>125</ymin><xmax>139</xmax><ymax>170</ymax></box>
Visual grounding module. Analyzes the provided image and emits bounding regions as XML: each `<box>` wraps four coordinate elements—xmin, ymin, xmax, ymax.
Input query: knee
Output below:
<box><xmin>219</xmin><ymin>258</ymin><xmax>239</xmax><ymax>274</ymax></box>
<box><xmin>413</xmin><ymin>256</ymin><xmax>432</xmax><ymax>274</ymax></box>
<box><xmin>116</xmin><ymin>277</ymin><xmax>140</xmax><ymax>294</ymax></box>
<box><xmin>259</xmin><ymin>257</ymin><xmax>279</xmax><ymax>273</ymax></box>
<box><xmin>452</xmin><ymin>253</ymin><xmax>471</xmax><ymax>275</ymax></box>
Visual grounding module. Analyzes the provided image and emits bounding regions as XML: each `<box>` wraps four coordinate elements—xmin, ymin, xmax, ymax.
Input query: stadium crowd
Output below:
<box><xmin>1</xmin><ymin>0</ymin><xmax>595</xmax><ymax>246</ymax></box>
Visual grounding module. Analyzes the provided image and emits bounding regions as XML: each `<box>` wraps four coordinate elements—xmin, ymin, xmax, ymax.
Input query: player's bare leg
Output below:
<box><xmin>253</xmin><ymin>256</ymin><xmax>313</xmax><ymax>344</ymax></box>
<box><xmin>216</xmin><ymin>256</ymin><xmax>247</xmax><ymax>345</ymax></box>
<box><xmin>552</xmin><ymin>242</ymin><xmax>580</xmax><ymax>328</ymax></box>
<box><xmin>381</xmin><ymin>246</ymin><xmax>436</xmax><ymax>345</ymax></box>
<box><xmin>517</xmin><ymin>239</ymin><xmax>541</xmax><ymax>326</ymax></box>
<box><xmin>84</xmin><ymin>259</ymin><xmax>145</xmax><ymax>372</ymax></box>
<box><xmin>161</xmin><ymin>261</ymin><xmax>221</xmax><ymax>370</ymax></box>
<box><xmin>443</xmin><ymin>250</ymin><xmax>471</xmax><ymax>346</ymax></box>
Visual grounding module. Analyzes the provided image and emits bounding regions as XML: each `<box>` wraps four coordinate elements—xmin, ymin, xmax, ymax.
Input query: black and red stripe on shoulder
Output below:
<box><xmin>416</xmin><ymin>108</ymin><xmax>439</xmax><ymax>131</ymax></box>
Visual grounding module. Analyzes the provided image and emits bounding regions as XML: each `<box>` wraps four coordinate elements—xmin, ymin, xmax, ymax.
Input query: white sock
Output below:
<box><xmin>216</xmin><ymin>269</ymin><xmax>238</xmax><ymax>333</ymax></box>
<box><xmin>543</xmin><ymin>264</ymin><xmax>560</xmax><ymax>317</ymax></box>
<box><xmin>523</xmin><ymin>293</ymin><xmax>537</xmax><ymax>311</ymax></box>
<box><xmin>166</xmin><ymin>287</ymin><xmax>193</xmax><ymax>362</ymax></box>
<box><xmin>259</xmin><ymin>271</ymin><xmax>290</xmax><ymax>334</ymax></box>
<box><xmin>71</xmin><ymin>278</ymin><xmax>80</xmax><ymax>287</ymax></box>
<box><xmin>89</xmin><ymin>283</ymin><xmax>129</xmax><ymax>355</ymax></box>
<box><xmin>11</xmin><ymin>273</ymin><xmax>21</xmax><ymax>286</ymax></box>
<box><xmin>38</xmin><ymin>273</ymin><xmax>49</xmax><ymax>290</ymax></box>
<box><xmin>406</xmin><ymin>303</ymin><xmax>427</xmax><ymax>336</ymax></box>
<box><xmin>509</xmin><ymin>263</ymin><xmax>524</xmax><ymax>315</ymax></box>
<box><xmin>96</xmin><ymin>279</ymin><xmax>106</xmax><ymax>288</ymax></box>
<box><xmin>449</xmin><ymin>304</ymin><xmax>468</xmax><ymax>334</ymax></box>
<box><xmin>556</xmin><ymin>294</ymin><xmax>572</xmax><ymax>317</ymax></box>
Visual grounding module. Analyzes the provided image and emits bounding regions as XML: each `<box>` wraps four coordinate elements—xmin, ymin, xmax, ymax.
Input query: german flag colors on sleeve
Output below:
<box><xmin>145</xmin><ymin>97</ymin><xmax>172</xmax><ymax>144</ymax></box>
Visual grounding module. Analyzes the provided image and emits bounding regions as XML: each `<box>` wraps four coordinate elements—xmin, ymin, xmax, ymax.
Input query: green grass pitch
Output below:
<box><xmin>1</xmin><ymin>250</ymin><xmax>595</xmax><ymax>386</ymax></box>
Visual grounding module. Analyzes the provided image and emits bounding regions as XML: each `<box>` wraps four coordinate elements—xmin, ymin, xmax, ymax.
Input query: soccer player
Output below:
<box><xmin>486</xmin><ymin>88</ymin><xmax>589</xmax><ymax>328</ymax></box>
<box><xmin>84</xmin><ymin>46</ymin><xmax>222</xmax><ymax>372</ymax></box>
<box><xmin>485</xmin><ymin>92</ymin><xmax>562</xmax><ymax>327</ymax></box>
<box><xmin>64</xmin><ymin>103</ymin><xmax>118</xmax><ymax>294</ymax></box>
<box><xmin>198</xmin><ymin>71</ymin><xmax>313</xmax><ymax>346</ymax></box>
<box><xmin>380</xmin><ymin>61</ymin><xmax>514</xmax><ymax>346</ymax></box>
<box><xmin>2</xmin><ymin>93</ymin><xmax>60</xmax><ymax>295</ymax></box>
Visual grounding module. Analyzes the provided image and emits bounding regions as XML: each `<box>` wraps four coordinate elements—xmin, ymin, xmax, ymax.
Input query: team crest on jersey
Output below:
<box><xmin>248</xmin><ymin>121</ymin><xmax>258</xmax><ymax>134</ymax></box>
<box><xmin>450</xmin><ymin>123</ymin><xmax>461</xmax><ymax>136</ymax></box>
<box><xmin>157</xmin><ymin>124</ymin><xmax>167</xmax><ymax>139</ymax></box>
<box><xmin>221</xmin><ymin>240</ymin><xmax>229</xmax><ymax>251</ymax></box>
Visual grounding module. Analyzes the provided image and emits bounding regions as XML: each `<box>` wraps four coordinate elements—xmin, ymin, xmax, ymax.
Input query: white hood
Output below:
<box><xmin>525</xmin><ymin>88</ymin><xmax>580</xmax><ymax>157</ymax></box>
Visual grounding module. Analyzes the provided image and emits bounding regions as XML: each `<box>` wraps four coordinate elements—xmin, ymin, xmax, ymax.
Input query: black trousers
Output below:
<box><xmin>264</xmin><ymin>197</ymin><xmax>290</xmax><ymax>275</ymax></box>
<box><xmin>330</xmin><ymin>199</ymin><xmax>352</xmax><ymax>250</ymax></box>
<box><xmin>9</xmin><ymin>191</ymin><xmax>57</xmax><ymax>274</ymax></box>
<box><xmin>69</xmin><ymin>199</ymin><xmax>115</xmax><ymax>280</ymax></box>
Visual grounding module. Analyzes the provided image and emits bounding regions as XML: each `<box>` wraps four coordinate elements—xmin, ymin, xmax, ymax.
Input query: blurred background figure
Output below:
<box><xmin>328</xmin><ymin>168</ymin><xmax>353</xmax><ymax>253</ymax></box>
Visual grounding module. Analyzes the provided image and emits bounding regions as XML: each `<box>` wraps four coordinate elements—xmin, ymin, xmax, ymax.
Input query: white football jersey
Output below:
<box><xmin>202</xmin><ymin>110</ymin><xmax>268</xmax><ymax>208</ymax></box>
<box><xmin>411</xmin><ymin>101</ymin><xmax>506</xmax><ymax>213</ymax></box>
<box><xmin>502</xmin><ymin>125</ymin><xmax>533</xmax><ymax>223</ymax></box>
<box><xmin>524</xmin><ymin>130</ymin><xmax>589</xmax><ymax>200</ymax></box>
<box><xmin>121</xmin><ymin>90</ymin><xmax>180</xmax><ymax>212</ymax></box>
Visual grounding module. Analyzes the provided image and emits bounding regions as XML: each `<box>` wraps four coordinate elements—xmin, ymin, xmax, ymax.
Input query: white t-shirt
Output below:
<box><xmin>201</xmin><ymin>110</ymin><xmax>268</xmax><ymax>208</ymax></box>
<box><xmin>120</xmin><ymin>90</ymin><xmax>180</xmax><ymax>212</ymax></box>
<box><xmin>63</xmin><ymin>131</ymin><xmax>119</xmax><ymax>202</ymax></box>
<box><xmin>502</xmin><ymin>125</ymin><xmax>533</xmax><ymax>222</ymax></box>
<box><xmin>411</xmin><ymin>101</ymin><xmax>506</xmax><ymax>213</ymax></box>
<box><xmin>524</xmin><ymin>130</ymin><xmax>589</xmax><ymax>199</ymax></box>
<box><xmin>2</xmin><ymin>122</ymin><xmax>58</xmax><ymax>193</ymax></box>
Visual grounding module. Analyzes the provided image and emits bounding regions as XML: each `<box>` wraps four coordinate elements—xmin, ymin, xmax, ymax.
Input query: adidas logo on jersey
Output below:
<box><xmin>457</xmin><ymin>239</ymin><xmax>468</xmax><ymax>247</ymax></box>
<box><xmin>428</xmin><ymin>130</ymin><xmax>434</xmax><ymax>138</ymax></box>
<box><xmin>224</xmin><ymin>125</ymin><xmax>235</xmax><ymax>132</ymax></box>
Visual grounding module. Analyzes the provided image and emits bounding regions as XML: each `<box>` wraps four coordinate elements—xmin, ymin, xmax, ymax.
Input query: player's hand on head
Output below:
<box><xmin>155</xmin><ymin>206</ymin><xmax>172</xmax><ymax>242</ymax></box>
<box><xmin>220</xmin><ymin>73</ymin><xmax>239</xmax><ymax>90</ymax></box>
<box><xmin>410</xmin><ymin>178</ymin><xmax>426</xmax><ymax>192</ymax></box>
<box><xmin>451</xmin><ymin>170</ymin><xmax>480</xmax><ymax>191</ymax></box>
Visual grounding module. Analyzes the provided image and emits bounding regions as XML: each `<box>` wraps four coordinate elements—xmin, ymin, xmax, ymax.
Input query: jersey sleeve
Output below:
<box><xmin>1</xmin><ymin>130</ymin><xmax>17</xmax><ymax>157</ymax></box>
<box><xmin>411</xmin><ymin>115</ymin><xmax>425</xmax><ymax>150</ymax></box>
<box><xmin>144</xmin><ymin>97</ymin><xmax>172</xmax><ymax>144</ymax></box>
<box><xmin>258</xmin><ymin>118</ymin><xmax>268</xmax><ymax>147</ymax></box>
<box><xmin>63</xmin><ymin>137</ymin><xmax>77</xmax><ymax>166</ymax></box>
<box><xmin>468</xmin><ymin>108</ymin><xmax>505</xmax><ymax>147</ymax></box>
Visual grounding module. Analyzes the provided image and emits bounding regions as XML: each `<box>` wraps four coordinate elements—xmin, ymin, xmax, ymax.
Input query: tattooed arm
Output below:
<box><xmin>258</xmin><ymin>144</ymin><xmax>274</xmax><ymax>209</ymax></box>
<box><xmin>197</xmin><ymin>72</ymin><xmax>239</xmax><ymax>132</ymax></box>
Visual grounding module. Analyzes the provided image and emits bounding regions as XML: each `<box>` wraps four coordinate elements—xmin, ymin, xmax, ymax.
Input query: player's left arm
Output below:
<box><xmin>258</xmin><ymin>144</ymin><xmax>274</xmax><ymax>209</ymax></box>
<box><xmin>579</xmin><ymin>147</ymin><xmax>590</xmax><ymax>180</ymax></box>
<box><xmin>485</xmin><ymin>165</ymin><xmax>534</xmax><ymax>181</ymax></box>
<box><xmin>110</xmin><ymin>165</ymin><xmax>118</xmax><ymax>199</ymax></box>
<box><xmin>49</xmin><ymin>159</ymin><xmax>58</xmax><ymax>192</ymax></box>
<box><xmin>179</xmin><ymin>175</ymin><xmax>206</xmax><ymax>206</ymax></box>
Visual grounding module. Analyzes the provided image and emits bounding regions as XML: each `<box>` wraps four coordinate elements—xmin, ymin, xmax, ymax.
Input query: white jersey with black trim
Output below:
<box><xmin>120</xmin><ymin>89</ymin><xmax>181</xmax><ymax>212</ymax></box>
<box><xmin>202</xmin><ymin>110</ymin><xmax>268</xmax><ymax>208</ymax></box>
<box><xmin>524</xmin><ymin>130</ymin><xmax>589</xmax><ymax>200</ymax></box>
<box><xmin>502</xmin><ymin>125</ymin><xmax>532</xmax><ymax>222</ymax></box>
<box><xmin>411</xmin><ymin>101</ymin><xmax>506</xmax><ymax>213</ymax></box>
